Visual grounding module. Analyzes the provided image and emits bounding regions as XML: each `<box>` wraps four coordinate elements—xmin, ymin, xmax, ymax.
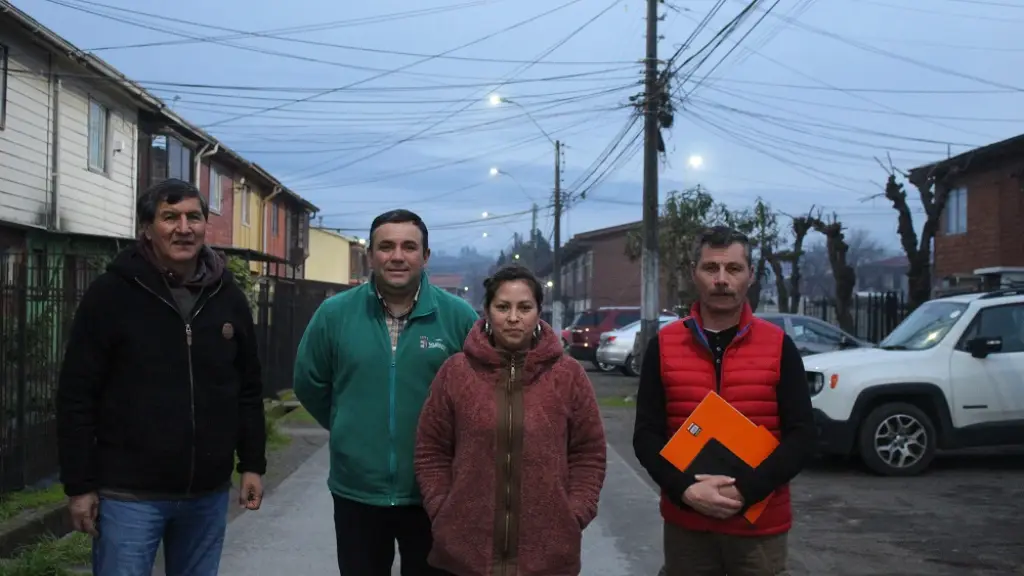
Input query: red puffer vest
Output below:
<box><xmin>658</xmin><ymin>302</ymin><xmax>791</xmax><ymax>536</ymax></box>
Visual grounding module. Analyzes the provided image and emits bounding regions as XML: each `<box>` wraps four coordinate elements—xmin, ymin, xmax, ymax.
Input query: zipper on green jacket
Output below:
<box><xmin>381</xmin><ymin>317</ymin><xmax>399</xmax><ymax>506</ymax></box>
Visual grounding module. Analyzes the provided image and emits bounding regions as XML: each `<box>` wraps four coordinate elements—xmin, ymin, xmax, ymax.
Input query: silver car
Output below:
<box><xmin>758</xmin><ymin>312</ymin><xmax>871</xmax><ymax>355</ymax></box>
<box><xmin>596</xmin><ymin>315</ymin><xmax>678</xmax><ymax>376</ymax></box>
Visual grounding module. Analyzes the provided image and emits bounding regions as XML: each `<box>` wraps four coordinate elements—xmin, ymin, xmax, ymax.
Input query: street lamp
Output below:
<box><xmin>688</xmin><ymin>154</ymin><xmax>704</xmax><ymax>169</ymax></box>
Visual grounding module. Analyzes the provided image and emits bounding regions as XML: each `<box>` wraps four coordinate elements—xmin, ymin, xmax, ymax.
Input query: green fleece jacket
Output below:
<box><xmin>293</xmin><ymin>273</ymin><xmax>478</xmax><ymax>506</ymax></box>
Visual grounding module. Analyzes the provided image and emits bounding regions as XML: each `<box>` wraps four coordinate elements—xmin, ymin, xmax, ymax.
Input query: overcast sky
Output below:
<box><xmin>15</xmin><ymin>0</ymin><xmax>1023</xmax><ymax>254</ymax></box>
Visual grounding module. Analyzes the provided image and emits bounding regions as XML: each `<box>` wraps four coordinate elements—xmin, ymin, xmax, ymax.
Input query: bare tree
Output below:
<box><xmin>727</xmin><ymin>198</ymin><xmax>780</xmax><ymax>312</ymax></box>
<box><xmin>882</xmin><ymin>164</ymin><xmax>950</xmax><ymax>310</ymax></box>
<box><xmin>810</xmin><ymin>212</ymin><xmax>857</xmax><ymax>332</ymax></box>
<box><xmin>763</xmin><ymin>213</ymin><xmax>813</xmax><ymax>313</ymax></box>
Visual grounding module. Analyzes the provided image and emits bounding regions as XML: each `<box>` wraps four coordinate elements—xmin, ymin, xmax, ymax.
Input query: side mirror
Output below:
<box><xmin>967</xmin><ymin>336</ymin><xmax>1002</xmax><ymax>359</ymax></box>
<box><xmin>838</xmin><ymin>335</ymin><xmax>856</xmax><ymax>349</ymax></box>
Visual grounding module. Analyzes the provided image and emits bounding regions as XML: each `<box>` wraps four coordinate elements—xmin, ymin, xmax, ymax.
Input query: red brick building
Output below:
<box><xmin>909</xmin><ymin>133</ymin><xmax>1024</xmax><ymax>289</ymax></box>
<box><xmin>198</xmin><ymin>159</ymin><xmax>234</xmax><ymax>247</ymax></box>
<box><xmin>536</xmin><ymin>221</ymin><xmax>671</xmax><ymax>318</ymax></box>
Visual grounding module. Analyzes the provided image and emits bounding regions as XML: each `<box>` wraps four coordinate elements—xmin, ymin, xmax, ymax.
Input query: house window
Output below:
<box><xmin>88</xmin><ymin>99</ymin><xmax>109</xmax><ymax>173</ymax></box>
<box><xmin>208</xmin><ymin>165</ymin><xmax>222</xmax><ymax>213</ymax></box>
<box><xmin>1</xmin><ymin>43</ymin><xmax>8</xmax><ymax>130</ymax></box>
<box><xmin>271</xmin><ymin>202</ymin><xmax>279</xmax><ymax>236</ymax></box>
<box><xmin>241</xmin><ymin>185</ymin><xmax>250</xmax><ymax>226</ymax></box>
<box><xmin>148</xmin><ymin>134</ymin><xmax>192</xmax><ymax>185</ymax></box>
<box><xmin>944</xmin><ymin>186</ymin><xmax>967</xmax><ymax>235</ymax></box>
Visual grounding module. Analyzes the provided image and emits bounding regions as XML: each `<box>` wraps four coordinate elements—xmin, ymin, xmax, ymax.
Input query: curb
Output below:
<box><xmin>0</xmin><ymin>501</ymin><xmax>71</xmax><ymax>558</ymax></box>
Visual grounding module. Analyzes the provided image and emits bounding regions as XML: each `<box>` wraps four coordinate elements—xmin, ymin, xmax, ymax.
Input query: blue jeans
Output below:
<box><xmin>92</xmin><ymin>490</ymin><xmax>229</xmax><ymax>576</ymax></box>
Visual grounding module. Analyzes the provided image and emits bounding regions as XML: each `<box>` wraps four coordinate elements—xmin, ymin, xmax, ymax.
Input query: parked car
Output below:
<box><xmin>807</xmin><ymin>287</ymin><xmax>1024</xmax><ymax>476</ymax></box>
<box><xmin>596</xmin><ymin>315</ymin><xmax>679</xmax><ymax>376</ymax></box>
<box><xmin>626</xmin><ymin>311</ymin><xmax>869</xmax><ymax>378</ymax></box>
<box><xmin>567</xmin><ymin>307</ymin><xmax>643</xmax><ymax>371</ymax></box>
<box><xmin>758</xmin><ymin>313</ymin><xmax>871</xmax><ymax>355</ymax></box>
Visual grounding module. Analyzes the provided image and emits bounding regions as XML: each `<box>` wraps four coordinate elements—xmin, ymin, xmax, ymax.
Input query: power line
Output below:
<box><xmin>745</xmin><ymin>0</ymin><xmax>1024</xmax><ymax>93</ymax></box>
<box><xmin>199</xmin><ymin>0</ymin><xmax>591</xmax><ymax>127</ymax></box>
<box><xmin>282</xmin><ymin>0</ymin><xmax>625</xmax><ymax>186</ymax></box>
<box><xmin>68</xmin><ymin>0</ymin><xmax>637</xmax><ymax>66</ymax></box>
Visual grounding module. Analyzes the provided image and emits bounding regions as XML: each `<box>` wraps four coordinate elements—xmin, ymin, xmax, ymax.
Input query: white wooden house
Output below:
<box><xmin>0</xmin><ymin>2</ymin><xmax>218</xmax><ymax>242</ymax></box>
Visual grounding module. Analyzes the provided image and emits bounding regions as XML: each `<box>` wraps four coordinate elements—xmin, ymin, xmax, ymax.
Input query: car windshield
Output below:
<box><xmin>878</xmin><ymin>300</ymin><xmax>969</xmax><ymax>350</ymax></box>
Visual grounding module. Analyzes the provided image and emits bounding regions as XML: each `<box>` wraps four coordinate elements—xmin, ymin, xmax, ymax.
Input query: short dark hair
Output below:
<box><xmin>137</xmin><ymin>178</ymin><xmax>208</xmax><ymax>226</ymax></box>
<box><xmin>691</xmin><ymin>225</ymin><xmax>751</xmax><ymax>267</ymax></box>
<box><xmin>369</xmin><ymin>209</ymin><xmax>429</xmax><ymax>253</ymax></box>
<box><xmin>483</xmin><ymin>264</ymin><xmax>544</xmax><ymax>310</ymax></box>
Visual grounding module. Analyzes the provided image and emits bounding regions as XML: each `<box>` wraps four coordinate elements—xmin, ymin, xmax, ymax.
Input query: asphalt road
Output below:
<box><xmin>589</xmin><ymin>368</ymin><xmax>1024</xmax><ymax>576</ymax></box>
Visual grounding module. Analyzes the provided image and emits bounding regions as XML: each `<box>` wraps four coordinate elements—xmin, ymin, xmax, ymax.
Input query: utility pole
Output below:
<box><xmin>552</xmin><ymin>140</ymin><xmax>563</xmax><ymax>336</ymax></box>
<box><xmin>639</xmin><ymin>0</ymin><xmax>661</xmax><ymax>367</ymax></box>
<box><xmin>530</xmin><ymin>202</ymin><xmax>539</xmax><ymax>267</ymax></box>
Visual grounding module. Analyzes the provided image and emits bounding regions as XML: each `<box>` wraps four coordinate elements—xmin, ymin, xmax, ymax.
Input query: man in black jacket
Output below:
<box><xmin>56</xmin><ymin>179</ymin><xmax>267</xmax><ymax>576</ymax></box>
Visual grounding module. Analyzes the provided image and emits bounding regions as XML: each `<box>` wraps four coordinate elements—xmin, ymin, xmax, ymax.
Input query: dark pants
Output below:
<box><xmin>663</xmin><ymin>522</ymin><xmax>789</xmax><ymax>576</ymax></box>
<box><xmin>333</xmin><ymin>494</ymin><xmax>449</xmax><ymax>576</ymax></box>
<box><xmin>91</xmin><ymin>490</ymin><xmax>229</xmax><ymax>576</ymax></box>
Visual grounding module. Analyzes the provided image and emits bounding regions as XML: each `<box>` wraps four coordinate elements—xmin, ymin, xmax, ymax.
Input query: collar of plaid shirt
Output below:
<box><xmin>373</xmin><ymin>274</ymin><xmax>421</xmax><ymax>318</ymax></box>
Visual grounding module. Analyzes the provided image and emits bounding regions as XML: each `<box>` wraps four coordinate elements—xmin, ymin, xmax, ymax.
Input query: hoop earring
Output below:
<box><xmin>533</xmin><ymin>324</ymin><xmax>541</xmax><ymax>339</ymax></box>
<box><xmin>484</xmin><ymin>321</ymin><xmax>492</xmax><ymax>335</ymax></box>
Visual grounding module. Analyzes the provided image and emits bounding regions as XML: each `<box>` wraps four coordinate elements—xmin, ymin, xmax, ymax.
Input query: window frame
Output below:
<box><xmin>208</xmin><ymin>164</ymin><xmax>222</xmax><ymax>214</ymax></box>
<box><xmin>0</xmin><ymin>43</ymin><xmax>8</xmax><ymax>131</ymax></box>
<box><xmin>944</xmin><ymin>186</ymin><xmax>967</xmax><ymax>235</ymax></box>
<box><xmin>790</xmin><ymin>316</ymin><xmax>845</xmax><ymax>346</ymax></box>
<box><xmin>241</xmin><ymin>185</ymin><xmax>251</xmax><ymax>226</ymax></box>
<box><xmin>87</xmin><ymin>98</ymin><xmax>110</xmax><ymax>174</ymax></box>
<box><xmin>955</xmin><ymin>303</ymin><xmax>1024</xmax><ymax>355</ymax></box>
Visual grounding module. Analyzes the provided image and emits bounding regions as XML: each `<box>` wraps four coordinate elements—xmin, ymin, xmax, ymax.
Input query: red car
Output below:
<box><xmin>567</xmin><ymin>307</ymin><xmax>643</xmax><ymax>372</ymax></box>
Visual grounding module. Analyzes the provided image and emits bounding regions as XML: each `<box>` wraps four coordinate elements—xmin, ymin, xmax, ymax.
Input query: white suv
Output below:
<box><xmin>806</xmin><ymin>288</ymin><xmax>1024</xmax><ymax>476</ymax></box>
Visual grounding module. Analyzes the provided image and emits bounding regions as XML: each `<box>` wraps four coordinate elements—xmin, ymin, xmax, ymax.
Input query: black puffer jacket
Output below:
<box><xmin>56</xmin><ymin>245</ymin><xmax>266</xmax><ymax>497</ymax></box>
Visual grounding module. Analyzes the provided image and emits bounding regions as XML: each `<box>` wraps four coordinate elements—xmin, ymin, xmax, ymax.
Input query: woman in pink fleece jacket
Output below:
<box><xmin>415</xmin><ymin>264</ymin><xmax>607</xmax><ymax>576</ymax></box>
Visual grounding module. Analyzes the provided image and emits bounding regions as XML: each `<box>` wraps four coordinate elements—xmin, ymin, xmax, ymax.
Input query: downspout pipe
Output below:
<box><xmin>262</xmin><ymin>186</ymin><xmax>283</xmax><ymax>275</ymax></box>
<box><xmin>193</xmin><ymin>142</ymin><xmax>219</xmax><ymax>188</ymax></box>
<box><xmin>48</xmin><ymin>55</ymin><xmax>61</xmax><ymax>231</ymax></box>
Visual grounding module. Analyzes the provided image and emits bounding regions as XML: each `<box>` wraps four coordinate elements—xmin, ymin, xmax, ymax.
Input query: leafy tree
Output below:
<box><xmin>625</xmin><ymin>185</ymin><xmax>742</xmax><ymax>311</ymax></box>
<box><xmin>728</xmin><ymin>198</ymin><xmax>781</xmax><ymax>312</ymax></box>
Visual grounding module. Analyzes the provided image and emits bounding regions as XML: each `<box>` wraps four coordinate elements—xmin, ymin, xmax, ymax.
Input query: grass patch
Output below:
<box><xmin>0</xmin><ymin>532</ymin><xmax>91</xmax><ymax>576</ymax></box>
<box><xmin>0</xmin><ymin>485</ymin><xmax>65</xmax><ymax>523</ymax></box>
<box><xmin>231</xmin><ymin>413</ymin><xmax>291</xmax><ymax>484</ymax></box>
<box><xmin>278</xmin><ymin>405</ymin><xmax>317</xmax><ymax>426</ymax></box>
<box><xmin>597</xmin><ymin>395</ymin><xmax>635</xmax><ymax>408</ymax></box>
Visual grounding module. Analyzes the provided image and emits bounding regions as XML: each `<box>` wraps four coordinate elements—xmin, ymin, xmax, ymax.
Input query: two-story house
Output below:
<box><xmin>909</xmin><ymin>133</ymin><xmax>1024</xmax><ymax>291</ymax></box>
<box><xmin>535</xmin><ymin>221</ymin><xmax>671</xmax><ymax>319</ymax></box>
<box><xmin>0</xmin><ymin>4</ymin><xmax>157</xmax><ymax>252</ymax></box>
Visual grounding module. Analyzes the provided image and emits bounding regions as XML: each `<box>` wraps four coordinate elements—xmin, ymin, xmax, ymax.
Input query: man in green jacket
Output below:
<box><xmin>294</xmin><ymin>209</ymin><xmax>477</xmax><ymax>576</ymax></box>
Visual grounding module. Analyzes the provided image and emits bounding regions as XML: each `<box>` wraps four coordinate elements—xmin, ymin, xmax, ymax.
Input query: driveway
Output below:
<box><xmin>591</xmin><ymin>370</ymin><xmax>1024</xmax><ymax>575</ymax></box>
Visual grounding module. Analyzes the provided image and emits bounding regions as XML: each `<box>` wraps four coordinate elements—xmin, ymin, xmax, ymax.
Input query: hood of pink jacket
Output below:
<box><xmin>462</xmin><ymin>318</ymin><xmax>564</xmax><ymax>382</ymax></box>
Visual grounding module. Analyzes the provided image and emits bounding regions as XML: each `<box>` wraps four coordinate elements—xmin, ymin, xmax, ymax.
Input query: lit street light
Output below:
<box><xmin>688</xmin><ymin>155</ymin><xmax>704</xmax><ymax>169</ymax></box>
<box><xmin>482</xmin><ymin>211</ymin><xmax>489</xmax><ymax>218</ymax></box>
<box><xmin>546</xmin><ymin>281</ymin><xmax>554</xmax><ymax>288</ymax></box>
<box><xmin>513</xmin><ymin>254</ymin><xmax>520</xmax><ymax>260</ymax></box>
<box><xmin>489</xmin><ymin>166</ymin><xmax>499</xmax><ymax>177</ymax></box>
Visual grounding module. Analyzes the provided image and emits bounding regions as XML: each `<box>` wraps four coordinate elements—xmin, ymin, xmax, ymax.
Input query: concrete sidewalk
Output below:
<box><xmin>218</xmin><ymin>443</ymin><xmax>664</xmax><ymax>575</ymax></box>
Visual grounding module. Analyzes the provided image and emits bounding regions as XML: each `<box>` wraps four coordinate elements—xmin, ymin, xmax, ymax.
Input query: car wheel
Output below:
<box><xmin>857</xmin><ymin>402</ymin><xmax>937</xmax><ymax>477</ymax></box>
<box><xmin>593</xmin><ymin>361</ymin><xmax>616</xmax><ymax>373</ymax></box>
<box><xmin>620</xmin><ymin>355</ymin><xmax>640</xmax><ymax>377</ymax></box>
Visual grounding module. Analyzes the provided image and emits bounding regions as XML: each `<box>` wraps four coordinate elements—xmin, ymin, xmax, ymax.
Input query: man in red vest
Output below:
<box><xmin>633</xmin><ymin>226</ymin><xmax>816</xmax><ymax>575</ymax></box>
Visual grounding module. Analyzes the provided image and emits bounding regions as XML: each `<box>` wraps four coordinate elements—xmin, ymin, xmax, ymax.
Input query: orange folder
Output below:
<box><xmin>659</xmin><ymin>390</ymin><xmax>779</xmax><ymax>524</ymax></box>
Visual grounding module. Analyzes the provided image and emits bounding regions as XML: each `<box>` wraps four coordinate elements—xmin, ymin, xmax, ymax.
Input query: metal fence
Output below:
<box><xmin>0</xmin><ymin>251</ymin><xmax>104</xmax><ymax>495</ymax></box>
<box><xmin>803</xmin><ymin>291</ymin><xmax>909</xmax><ymax>343</ymax></box>
<box><xmin>0</xmin><ymin>250</ymin><xmax>350</xmax><ymax>496</ymax></box>
<box><xmin>254</xmin><ymin>277</ymin><xmax>353</xmax><ymax>398</ymax></box>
